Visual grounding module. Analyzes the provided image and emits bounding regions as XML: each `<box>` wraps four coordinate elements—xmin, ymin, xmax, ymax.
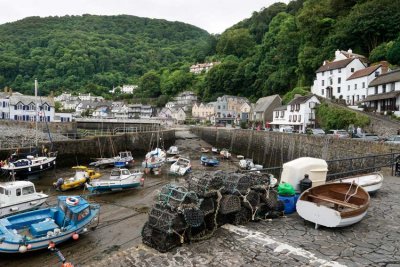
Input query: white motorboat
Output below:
<box><xmin>220</xmin><ymin>149</ymin><xmax>231</xmax><ymax>159</ymax></box>
<box><xmin>333</xmin><ymin>172</ymin><xmax>384</xmax><ymax>193</ymax></box>
<box><xmin>142</xmin><ymin>148</ymin><xmax>166</xmax><ymax>169</ymax></box>
<box><xmin>170</xmin><ymin>158</ymin><xmax>191</xmax><ymax>176</ymax></box>
<box><xmin>86</xmin><ymin>168</ymin><xmax>144</xmax><ymax>193</ymax></box>
<box><xmin>90</xmin><ymin>151</ymin><xmax>134</xmax><ymax>168</ymax></box>
<box><xmin>239</xmin><ymin>159</ymin><xmax>255</xmax><ymax>170</ymax></box>
<box><xmin>166</xmin><ymin>146</ymin><xmax>179</xmax><ymax>155</ymax></box>
<box><xmin>0</xmin><ymin>181</ymin><xmax>48</xmax><ymax>218</ymax></box>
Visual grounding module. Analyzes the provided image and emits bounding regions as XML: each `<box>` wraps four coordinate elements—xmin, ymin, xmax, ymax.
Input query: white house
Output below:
<box><xmin>174</xmin><ymin>91</ymin><xmax>197</xmax><ymax>105</ymax></box>
<box><xmin>192</xmin><ymin>102</ymin><xmax>215</xmax><ymax>122</ymax></box>
<box><xmin>271</xmin><ymin>95</ymin><xmax>320</xmax><ymax>133</ymax></box>
<box><xmin>190</xmin><ymin>62</ymin><xmax>220</xmax><ymax>74</ymax></box>
<box><xmin>345</xmin><ymin>64</ymin><xmax>388</xmax><ymax>106</ymax></box>
<box><xmin>171</xmin><ymin>107</ymin><xmax>186</xmax><ymax>124</ymax></box>
<box><xmin>311</xmin><ymin>49</ymin><xmax>368</xmax><ymax>100</ymax></box>
<box><xmin>54</xmin><ymin>112</ymin><xmax>73</xmax><ymax>122</ymax></box>
<box><xmin>363</xmin><ymin>69</ymin><xmax>400</xmax><ymax>116</ymax></box>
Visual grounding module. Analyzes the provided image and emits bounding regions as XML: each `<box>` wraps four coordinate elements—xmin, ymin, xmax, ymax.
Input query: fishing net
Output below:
<box><xmin>148</xmin><ymin>204</ymin><xmax>187</xmax><ymax>234</ymax></box>
<box><xmin>159</xmin><ymin>184</ymin><xmax>198</xmax><ymax>209</ymax></box>
<box><xmin>219</xmin><ymin>195</ymin><xmax>241</xmax><ymax>215</ymax></box>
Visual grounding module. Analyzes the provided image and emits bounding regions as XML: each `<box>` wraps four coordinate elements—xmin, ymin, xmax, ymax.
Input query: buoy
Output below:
<box><xmin>72</xmin><ymin>233</ymin><xmax>79</xmax><ymax>240</ymax></box>
<box><xmin>27</xmin><ymin>244</ymin><xmax>32</xmax><ymax>250</ymax></box>
<box><xmin>66</xmin><ymin>197</ymin><xmax>80</xmax><ymax>206</ymax></box>
<box><xmin>19</xmin><ymin>245</ymin><xmax>27</xmax><ymax>253</ymax></box>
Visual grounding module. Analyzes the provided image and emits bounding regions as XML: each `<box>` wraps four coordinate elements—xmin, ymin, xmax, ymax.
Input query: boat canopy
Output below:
<box><xmin>57</xmin><ymin>196</ymin><xmax>89</xmax><ymax>214</ymax></box>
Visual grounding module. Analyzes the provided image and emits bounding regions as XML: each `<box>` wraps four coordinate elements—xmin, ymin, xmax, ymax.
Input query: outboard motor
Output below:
<box><xmin>299</xmin><ymin>174</ymin><xmax>312</xmax><ymax>193</ymax></box>
<box><xmin>54</xmin><ymin>178</ymin><xmax>64</xmax><ymax>189</ymax></box>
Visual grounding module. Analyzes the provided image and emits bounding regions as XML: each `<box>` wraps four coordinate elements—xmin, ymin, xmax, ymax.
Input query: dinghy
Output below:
<box><xmin>200</xmin><ymin>155</ymin><xmax>219</xmax><ymax>167</ymax></box>
<box><xmin>0</xmin><ymin>196</ymin><xmax>99</xmax><ymax>253</ymax></box>
<box><xmin>333</xmin><ymin>172</ymin><xmax>383</xmax><ymax>194</ymax></box>
<box><xmin>142</xmin><ymin>148</ymin><xmax>166</xmax><ymax>169</ymax></box>
<box><xmin>296</xmin><ymin>183</ymin><xmax>370</xmax><ymax>229</ymax></box>
<box><xmin>166</xmin><ymin>155</ymin><xmax>181</xmax><ymax>163</ymax></box>
<box><xmin>169</xmin><ymin>158</ymin><xmax>191</xmax><ymax>176</ymax></box>
<box><xmin>85</xmin><ymin>168</ymin><xmax>144</xmax><ymax>193</ymax></box>
<box><xmin>166</xmin><ymin>146</ymin><xmax>179</xmax><ymax>155</ymax></box>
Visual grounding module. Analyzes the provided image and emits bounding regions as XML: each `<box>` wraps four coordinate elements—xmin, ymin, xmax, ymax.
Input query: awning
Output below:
<box><xmin>363</xmin><ymin>91</ymin><xmax>400</xmax><ymax>102</ymax></box>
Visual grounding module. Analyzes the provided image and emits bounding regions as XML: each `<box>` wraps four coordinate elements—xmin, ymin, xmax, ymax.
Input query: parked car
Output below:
<box><xmin>353</xmin><ymin>133</ymin><xmax>381</xmax><ymax>141</ymax></box>
<box><xmin>384</xmin><ymin>135</ymin><xmax>400</xmax><ymax>144</ymax></box>
<box><xmin>279</xmin><ymin>126</ymin><xmax>294</xmax><ymax>133</ymax></box>
<box><xmin>306</xmin><ymin>128</ymin><xmax>325</xmax><ymax>135</ymax></box>
<box><xmin>327</xmin><ymin>130</ymin><xmax>350</xmax><ymax>138</ymax></box>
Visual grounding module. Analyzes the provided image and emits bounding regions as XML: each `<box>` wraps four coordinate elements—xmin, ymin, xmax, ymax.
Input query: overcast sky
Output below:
<box><xmin>0</xmin><ymin>0</ymin><xmax>289</xmax><ymax>34</ymax></box>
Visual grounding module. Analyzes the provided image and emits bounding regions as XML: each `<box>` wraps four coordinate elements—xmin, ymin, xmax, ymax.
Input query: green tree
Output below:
<box><xmin>216</xmin><ymin>29</ymin><xmax>256</xmax><ymax>58</ymax></box>
<box><xmin>139</xmin><ymin>70</ymin><xmax>161</xmax><ymax>98</ymax></box>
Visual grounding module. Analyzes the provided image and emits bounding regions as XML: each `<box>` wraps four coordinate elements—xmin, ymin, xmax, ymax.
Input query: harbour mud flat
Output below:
<box><xmin>0</xmin><ymin>134</ymin><xmax>238</xmax><ymax>266</ymax></box>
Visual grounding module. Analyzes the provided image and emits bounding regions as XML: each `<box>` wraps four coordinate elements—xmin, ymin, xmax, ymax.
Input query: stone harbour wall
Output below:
<box><xmin>0</xmin><ymin>130</ymin><xmax>175</xmax><ymax>167</ymax></box>
<box><xmin>191</xmin><ymin>127</ymin><xmax>400</xmax><ymax>176</ymax></box>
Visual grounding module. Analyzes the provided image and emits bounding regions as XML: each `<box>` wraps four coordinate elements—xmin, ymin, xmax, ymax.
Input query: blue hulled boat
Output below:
<box><xmin>0</xmin><ymin>196</ymin><xmax>99</xmax><ymax>253</ymax></box>
<box><xmin>200</xmin><ymin>155</ymin><xmax>220</xmax><ymax>167</ymax></box>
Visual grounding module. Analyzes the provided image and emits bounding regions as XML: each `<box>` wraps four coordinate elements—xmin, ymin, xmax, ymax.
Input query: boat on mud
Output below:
<box><xmin>220</xmin><ymin>149</ymin><xmax>231</xmax><ymax>159</ymax></box>
<box><xmin>169</xmin><ymin>158</ymin><xmax>191</xmax><ymax>176</ymax></box>
<box><xmin>200</xmin><ymin>155</ymin><xmax>220</xmax><ymax>167</ymax></box>
<box><xmin>296</xmin><ymin>182</ymin><xmax>370</xmax><ymax>229</ymax></box>
<box><xmin>85</xmin><ymin>168</ymin><xmax>144</xmax><ymax>193</ymax></box>
<box><xmin>166</xmin><ymin>146</ymin><xmax>179</xmax><ymax>155</ymax></box>
<box><xmin>0</xmin><ymin>181</ymin><xmax>48</xmax><ymax>218</ymax></box>
<box><xmin>89</xmin><ymin>151</ymin><xmax>134</xmax><ymax>168</ymax></box>
<box><xmin>53</xmin><ymin>166</ymin><xmax>101</xmax><ymax>192</ymax></box>
<box><xmin>166</xmin><ymin>155</ymin><xmax>181</xmax><ymax>163</ymax></box>
<box><xmin>0</xmin><ymin>196</ymin><xmax>99</xmax><ymax>253</ymax></box>
<box><xmin>142</xmin><ymin>148</ymin><xmax>166</xmax><ymax>169</ymax></box>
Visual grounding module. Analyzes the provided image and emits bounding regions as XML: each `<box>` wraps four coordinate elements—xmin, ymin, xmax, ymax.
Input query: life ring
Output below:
<box><xmin>66</xmin><ymin>197</ymin><xmax>80</xmax><ymax>206</ymax></box>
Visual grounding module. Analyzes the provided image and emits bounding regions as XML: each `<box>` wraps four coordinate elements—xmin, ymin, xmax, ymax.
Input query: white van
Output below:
<box><xmin>279</xmin><ymin>126</ymin><xmax>293</xmax><ymax>133</ymax></box>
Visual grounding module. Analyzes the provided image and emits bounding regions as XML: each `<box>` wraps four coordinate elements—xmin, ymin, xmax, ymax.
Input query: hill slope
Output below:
<box><xmin>0</xmin><ymin>15</ymin><xmax>213</xmax><ymax>95</ymax></box>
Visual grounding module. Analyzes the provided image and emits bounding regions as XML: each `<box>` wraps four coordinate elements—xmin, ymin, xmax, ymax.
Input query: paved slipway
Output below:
<box><xmin>88</xmin><ymin>174</ymin><xmax>400</xmax><ymax>267</ymax></box>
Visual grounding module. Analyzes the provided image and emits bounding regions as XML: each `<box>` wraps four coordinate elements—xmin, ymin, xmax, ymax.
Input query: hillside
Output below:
<box><xmin>0</xmin><ymin>15</ymin><xmax>214</xmax><ymax>96</ymax></box>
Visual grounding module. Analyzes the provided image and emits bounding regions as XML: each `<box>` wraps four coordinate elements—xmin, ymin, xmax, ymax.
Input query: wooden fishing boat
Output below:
<box><xmin>0</xmin><ymin>181</ymin><xmax>48</xmax><ymax>218</ymax></box>
<box><xmin>53</xmin><ymin>166</ymin><xmax>101</xmax><ymax>192</ymax></box>
<box><xmin>332</xmin><ymin>172</ymin><xmax>383</xmax><ymax>194</ymax></box>
<box><xmin>296</xmin><ymin>183</ymin><xmax>370</xmax><ymax>229</ymax></box>
<box><xmin>85</xmin><ymin>168</ymin><xmax>144</xmax><ymax>193</ymax></box>
<box><xmin>0</xmin><ymin>196</ymin><xmax>99</xmax><ymax>253</ymax></box>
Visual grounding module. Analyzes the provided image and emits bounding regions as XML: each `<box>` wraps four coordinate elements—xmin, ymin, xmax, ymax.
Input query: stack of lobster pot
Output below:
<box><xmin>142</xmin><ymin>171</ymin><xmax>284</xmax><ymax>253</ymax></box>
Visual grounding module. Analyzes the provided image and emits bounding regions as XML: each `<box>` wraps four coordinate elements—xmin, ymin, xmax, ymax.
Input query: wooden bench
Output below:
<box><xmin>308</xmin><ymin>194</ymin><xmax>360</xmax><ymax>209</ymax></box>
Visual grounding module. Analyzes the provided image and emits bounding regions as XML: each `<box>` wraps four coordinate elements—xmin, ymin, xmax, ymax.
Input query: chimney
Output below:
<box><xmin>380</xmin><ymin>61</ymin><xmax>389</xmax><ymax>74</ymax></box>
<box><xmin>335</xmin><ymin>49</ymin><xmax>340</xmax><ymax>59</ymax></box>
<box><xmin>3</xmin><ymin>86</ymin><xmax>8</xmax><ymax>93</ymax></box>
<box><xmin>8</xmin><ymin>88</ymin><xmax>12</xmax><ymax>96</ymax></box>
<box><xmin>348</xmin><ymin>48</ymin><xmax>353</xmax><ymax>55</ymax></box>
<box><xmin>50</xmin><ymin>91</ymin><xmax>54</xmax><ymax>97</ymax></box>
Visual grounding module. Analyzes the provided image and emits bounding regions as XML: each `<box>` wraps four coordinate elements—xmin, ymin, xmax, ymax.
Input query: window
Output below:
<box><xmin>22</xmin><ymin>186</ymin><xmax>35</xmax><ymax>195</ymax></box>
<box><xmin>275</xmin><ymin>112</ymin><xmax>279</xmax><ymax>118</ymax></box>
<box><xmin>348</xmin><ymin>85</ymin><xmax>350</xmax><ymax>91</ymax></box>
<box><xmin>280</xmin><ymin>111</ymin><xmax>285</xmax><ymax>118</ymax></box>
<box><xmin>338</xmin><ymin>77</ymin><xmax>341</xmax><ymax>84</ymax></box>
<box><xmin>337</xmin><ymin>87</ymin><xmax>341</xmax><ymax>93</ymax></box>
<box><xmin>357</xmin><ymin>95</ymin><xmax>359</xmax><ymax>101</ymax></box>
<box><xmin>77</xmin><ymin>207</ymin><xmax>90</xmax><ymax>221</ymax></box>
<box><xmin>330</xmin><ymin>78</ymin><xmax>333</xmax><ymax>85</ymax></box>
<box><xmin>16</xmin><ymin>188</ymin><xmax>21</xmax><ymax>196</ymax></box>
<box><xmin>296</xmin><ymin>104</ymin><xmax>300</xmax><ymax>111</ymax></box>
<box><xmin>355</xmin><ymin>84</ymin><xmax>357</xmax><ymax>90</ymax></box>
<box><xmin>293</xmin><ymin>115</ymin><xmax>297</xmax><ymax>122</ymax></box>
<box><xmin>290</xmin><ymin>105</ymin><xmax>294</xmax><ymax>112</ymax></box>
<box><xmin>289</xmin><ymin>115</ymin><xmax>292</xmax><ymax>122</ymax></box>
<box><xmin>391</xmin><ymin>83</ymin><xmax>395</xmax><ymax>91</ymax></box>
<box><xmin>321</xmin><ymin>80</ymin><xmax>324</xmax><ymax>86</ymax></box>
<box><xmin>375</xmin><ymin>86</ymin><xmax>378</xmax><ymax>94</ymax></box>
<box><xmin>0</xmin><ymin>187</ymin><xmax>4</xmax><ymax>194</ymax></box>
<box><xmin>362</xmin><ymin>82</ymin><xmax>365</xmax><ymax>88</ymax></box>
<box><xmin>322</xmin><ymin>89</ymin><xmax>325</xmax><ymax>95</ymax></box>
<box><xmin>375</xmin><ymin>71</ymin><xmax>380</xmax><ymax>77</ymax></box>
<box><xmin>322</xmin><ymin>71</ymin><xmax>325</xmax><ymax>76</ymax></box>
<box><xmin>347</xmin><ymin>96</ymin><xmax>350</xmax><ymax>103</ymax></box>
<box><xmin>351</xmin><ymin>68</ymin><xmax>355</xmax><ymax>72</ymax></box>
<box><xmin>298</xmin><ymin>115</ymin><xmax>301</xmax><ymax>122</ymax></box>
<box><xmin>330</xmin><ymin>70</ymin><xmax>333</xmax><ymax>75</ymax></box>
<box><xmin>338</xmin><ymin>68</ymin><xmax>342</xmax><ymax>73</ymax></box>
<box><xmin>362</xmin><ymin>95</ymin><xmax>365</xmax><ymax>100</ymax></box>
<box><xmin>383</xmin><ymin>84</ymin><xmax>386</xmax><ymax>93</ymax></box>
<box><xmin>218</xmin><ymin>106</ymin><xmax>220</xmax><ymax>110</ymax></box>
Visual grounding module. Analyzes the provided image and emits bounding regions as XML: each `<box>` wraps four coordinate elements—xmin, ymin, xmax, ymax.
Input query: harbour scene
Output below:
<box><xmin>1</xmin><ymin>0</ymin><xmax>400</xmax><ymax>266</ymax></box>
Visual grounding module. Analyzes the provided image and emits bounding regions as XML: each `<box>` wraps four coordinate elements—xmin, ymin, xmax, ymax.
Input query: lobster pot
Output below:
<box><xmin>142</xmin><ymin>222</ymin><xmax>182</xmax><ymax>253</ymax></box>
<box><xmin>223</xmin><ymin>173</ymin><xmax>256</xmax><ymax>195</ymax></box>
<box><xmin>148</xmin><ymin>204</ymin><xmax>187</xmax><ymax>234</ymax></box>
<box><xmin>232</xmin><ymin>207</ymin><xmax>252</xmax><ymax>225</ymax></box>
<box><xmin>219</xmin><ymin>195</ymin><xmax>242</xmax><ymax>215</ymax></box>
<box><xmin>183</xmin><ymin>207</ymin><xmax>205</xmax><ymax>227</ymax></box>
<box><xmin>159</xmin><ymin>184</ymin><xmax>198</xmax><ymax>209</ymax></box>
<box><xmin>188</xmin><ymin>172</ymin><xmax>225</xmax><ymax>197</ymax></box>
<box><xmin>199</xmin><ymin>197</ymin><xmax>215</xmax><ymax>216</ymax></box>
<box><xmin>260</xmin><ymin>189</ymin><xmax>279</xmax><ymax>209</ymax></box>
<box><xmin>254</xmin><ymin>204</ymin><xmax>270</xmax><ymax>220</ymax></box>
<box><xmin>243</xmin><ymin>190</ymin><xmax>260</xmax><ymax>210</ymax></box>
<box><xmin>250</xmin><ymin>173</ymin><xmax>272</xmax><ymax>190</ymax></box>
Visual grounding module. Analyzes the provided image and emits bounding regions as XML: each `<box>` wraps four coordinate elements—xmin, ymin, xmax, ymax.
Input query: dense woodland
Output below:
<box><xmin>1</xmin><ymin>0</ymin><xmax>400</xmax><ymax>103</ymax></box>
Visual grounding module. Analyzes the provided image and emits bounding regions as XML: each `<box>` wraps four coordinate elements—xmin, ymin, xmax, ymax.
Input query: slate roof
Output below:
<box><xmin>363</xmin><ymin>91</ymin><xmax>400</xmax><ymax>102</ymax></box>
<box><xmin>347</xmin><ymin>65</ymin><xmax>381</xmax><ymax>80</ymax></box>
<box><xmin>274</xmin><ymin>105</ymin><xmax>288</xmax><ymax>111</ymax></box>
<box><xmin>287</xmin><ymin>95</ymin><xmax>314</xmax><ymax>105</ymax></box>
<box><xmin>369</xmin><ymin>69</ymin><xmax>400</xmax><ymax>87</ymax></box>
<box><xmin>316</xmin><ymin>58</ymin><xmax>354</xmax><ymax>73</ymax></box>
<box><xmin>9</xmin><ymin>94</ymin><xmax>55</xmax><ymax>106</ymax></box>
<box><xmin>253</xmin><ymin>95</ymin><xmax>281</xmax><ymax>112</ymax></box>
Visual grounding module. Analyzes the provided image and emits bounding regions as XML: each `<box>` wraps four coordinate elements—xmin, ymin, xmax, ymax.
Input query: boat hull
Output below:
<box><xmin>86</xmin><ymin>182</ymin><xmax>142</xmax><ymax>193</ymax></box>
<box><xmin>0</xmin><ymin>195</ymin><xmax>48</xmax><ymax>218</ymax></box>
<box><xmin>1</xmin><ymin>157</ymin><xmax>56</xmax><ymax>178</ymax></box>
<box><xmin>334</xmin><ymin>172</ymin><xmax>384</xmax><ymax>193</ymax></box>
